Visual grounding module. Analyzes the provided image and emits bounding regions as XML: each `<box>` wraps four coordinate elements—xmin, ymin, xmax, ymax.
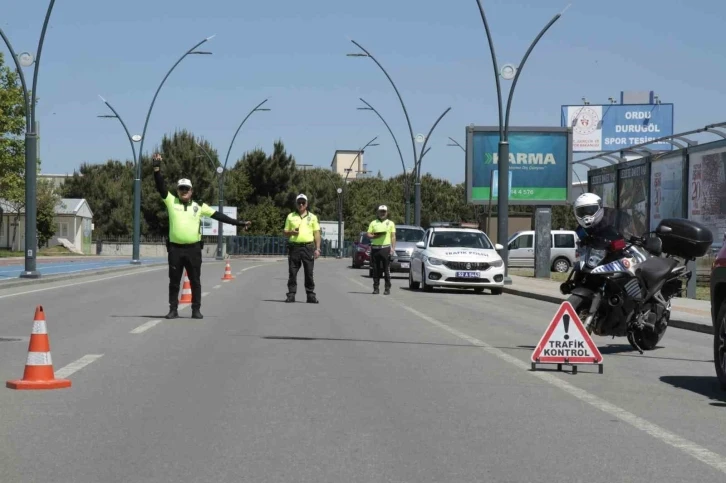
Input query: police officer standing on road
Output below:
<box><xmin>283</xmin><ymin>194</ymin><xmax>321</xmax><ymax>304</ymax></box>
<box><xmin>152</xmin><ymin>153</ymin><xmax>251</xmax><ymax>319</ymax></box>
<box><xmin>367</xmin><ymin>205</ymin><xmax>396</xmax><ymax>295</ymax></box>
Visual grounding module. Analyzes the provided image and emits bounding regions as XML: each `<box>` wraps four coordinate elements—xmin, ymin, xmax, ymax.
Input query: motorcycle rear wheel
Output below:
<box><xmin>633</xmin><ymin>317</ymin><xmax>668</xmax><ymax>351</ymax></box>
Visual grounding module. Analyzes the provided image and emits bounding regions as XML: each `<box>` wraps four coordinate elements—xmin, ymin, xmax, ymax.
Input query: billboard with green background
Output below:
<box><xmin>465</xmin><ymin>126</ymin><xmax>572</xmax><ymax>205</ymax></box>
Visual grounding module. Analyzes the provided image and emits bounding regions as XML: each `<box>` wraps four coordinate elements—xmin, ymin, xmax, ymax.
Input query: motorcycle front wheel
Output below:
<box><xmin>567</xmin><ymin>294</ymin><xmax>593</xmax><ymax>333</ymax></box>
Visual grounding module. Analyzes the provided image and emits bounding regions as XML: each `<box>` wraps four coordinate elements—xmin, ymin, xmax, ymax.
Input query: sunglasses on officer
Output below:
<box><xmin>296</xmin><ymin>199</ymin><xmax>307</xmax><ymax>206</ymax></box>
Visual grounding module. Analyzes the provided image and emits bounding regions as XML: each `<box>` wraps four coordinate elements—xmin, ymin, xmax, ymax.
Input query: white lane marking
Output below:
<box><xmin>202</xmin><ymin>292</ymin><xmax>209</xmax><ymax>297</ymax></box>
<box><xmin>241</xmin><ymin>265</ymin><xmax>263</xmax><ymax>272</ymax></box>
<box><xmin>54</xmin><ymin>354</ymin><xmax>104</xmax><ymax>379</ymax></box>
<box><xmin>345</xmin><ymin>276</ymin><xmax>726</xmax><ymax>474</ymax></box>
<box><xmin>0</xmin><ymin>266</ymin><xmax>167</xmax><ymax>300</ymax></box>
<box><xmin>213</xmin><ymin>285</ymin><xmax>221</xmax><ymax>289</ymax></box>
<box><xmin>130</xmin><ymin>319</ymin><xmax>162</xmax><ymax>334</ymax></box>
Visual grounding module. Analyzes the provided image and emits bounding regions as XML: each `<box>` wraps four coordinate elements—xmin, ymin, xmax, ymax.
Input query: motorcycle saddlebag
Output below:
<box><xmin>655</xmin><ymin>218</ymin><xmax>713</xmax><ymax>259</ymax></box>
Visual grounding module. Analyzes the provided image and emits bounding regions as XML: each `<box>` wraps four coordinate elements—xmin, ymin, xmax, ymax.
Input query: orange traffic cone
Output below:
<box><xmin>222</xmin><ymin>262</ymin><xmax>234</xmax><ymax>281</ymax></box>
<box><xmin>7</xmin><ymin>306</ymin><xmax>71</xmax><ymax>390</ymax></box>
<box><xmin>179</xmin><ymin>271</ymin><xmax>193</xmax><ymax>304</ymax></box>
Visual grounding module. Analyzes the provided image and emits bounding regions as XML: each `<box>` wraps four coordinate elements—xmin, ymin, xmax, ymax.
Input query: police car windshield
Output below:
<box><xmin>430</xmin><ymin>231</ymin><xmax>492</xmax><ymax>249</ymax></box>
<box><xmin>396</xmin><ymin>228</ymin><xmax>424</xmax><ymax>242</ymax></box>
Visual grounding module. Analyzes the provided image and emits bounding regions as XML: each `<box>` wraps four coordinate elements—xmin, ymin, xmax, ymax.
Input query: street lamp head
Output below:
<box><xmin>18</xmin><ymin>52</ymin><xmax>35</xmax><ymax>67</ymax></box>
<box><xmin>336</xmin><ymin>188</ymin><xmax>343</xmax><ymax>194</ymax></box>
<box><xmin>357</xmin><ymin>107</ymin><xmax>373</xmax><ymax>111</ymax></box>
<box><xmin>132</xmin><ymin>135</ymin><xmax>142</xmax><ymax>142</ymax></box>
<box><xmin>346</xmin><ymin>53</ymin><xmax>368</xmax><ymax>57</ymax></box>
<box><xmin>97</xmin><ymin>115</ymin><xmax>117</xmax><ymax>118</ymax></box>
<box><xmin>255</xmin><ymin>108</ymin><xmax>271</xmax><ymax>111</ymax></box>
<box><xmin>369</xmin><ymin>143</ymin><xmax>380</xmax><ymax>147</ymax></box>
<box><xmin>190</xmin><ymin>51</ymin><xmax>213</xmax><ymax>55</ymax></box>
<box><xmin>500</xmin><ymin>64</ymin><xmax>517</xmax><ymax>80</ymax></box>
<box><xmin>216</xmin><ymin>166</ymin><xmax>224</xmax><ymax>174</ymax></box>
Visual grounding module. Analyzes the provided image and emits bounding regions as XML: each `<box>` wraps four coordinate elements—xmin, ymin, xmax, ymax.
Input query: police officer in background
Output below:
<box><xmin>283</xmin><ymin>193</ymin><xmax>321</xmax><ymax>304</ymax></box>
<box><xmin>152</xmin><ymin>153</ymin><xmax>251</xmax><ymax>319</ymax></box>
<box><xmin>366</xmin><ymin>205</ymin><xmax>396</xmax><ymax>295</ymax></box>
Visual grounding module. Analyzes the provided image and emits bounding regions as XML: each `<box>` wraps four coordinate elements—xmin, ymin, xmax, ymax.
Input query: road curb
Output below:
<box><xmin>501</xmin><ymin>286</ymin><xmax>713</xmax><ymax>335</ymax></box>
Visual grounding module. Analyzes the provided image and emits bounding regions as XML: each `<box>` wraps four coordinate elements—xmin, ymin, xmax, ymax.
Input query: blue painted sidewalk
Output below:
<box><xmin>0</xmin><ymin>257</ymin><xmax>166</xmax><ymax>279</ymax></box>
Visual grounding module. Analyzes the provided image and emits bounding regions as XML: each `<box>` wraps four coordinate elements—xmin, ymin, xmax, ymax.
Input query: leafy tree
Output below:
<box><xmin>37</xmin><ymin>179</ymin><xmax>59</xmax><ymax>246</ymax></box>
<box><xmin>0</xmin><ymin>52</ymin><xmax>25</xmax><ymax>206</ymax></box>
<box><xmin>236</xmin><ymin>140</ymin><xmax>300</xmax><ymax>208</ymax></box>
<box><xmin>297</xmin><ymin>167</ymin><xmax>343</xmax><ymax>221</ymax></box>
<box><xmin>61</xmin><ymin>160</ymin><xmax>135</xmax><ymax>237</ymax></box>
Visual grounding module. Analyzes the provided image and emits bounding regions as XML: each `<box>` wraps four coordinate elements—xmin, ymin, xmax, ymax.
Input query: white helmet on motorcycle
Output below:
<box><xmin>574</xmin><ymin>192</ymin><xmax>604</xmax><ymax>228</ymax></box>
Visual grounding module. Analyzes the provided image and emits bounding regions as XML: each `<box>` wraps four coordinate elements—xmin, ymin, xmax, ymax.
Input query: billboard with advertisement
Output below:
<box><xmin>617</xmin><ymin>159</ymin><xmax>649</xmax><ymax>237</ymax></box>
<box><xmin>319</xmin><ymin>220</ymin><xmax>344</xmax><ymax>249</ymax></box>
<box><xmin>688</xmin><ymin>145</ymin><xmax>726</xmax><ymax>241</ymax></box>
<box><xmin>650</xmin><ymin>153</ymin><xmax>685</xmax><ymax>230</ymax></box>
<box><xmin>561</xmin><ymin>104</ymin><xmax>674</xmax><ymax>153</ymax></box>
<box><xmin>201</xmin><ymin>206</ymin><xmax>238</xmax><ymax>236</ymax></box>
<box><xmin>465</xmin><ymin>126</ymin><xmax>571</xmax><ymax>205</ymax></box>
<box><xmin>587</xmin><ymin>165</ymin><xmax>618</xmax><ymax>226</ymax></box>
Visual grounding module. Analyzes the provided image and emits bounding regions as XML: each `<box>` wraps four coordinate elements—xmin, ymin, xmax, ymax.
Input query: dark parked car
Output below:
<box><xmin>712</xmin><ymin>234</ymin><xmax>726</xmax><ymax>389</ymax></box>
<box><xmin>352</xmin><ymin>232</ymin><xmax>371</xmax><ymax>269</ymax></box>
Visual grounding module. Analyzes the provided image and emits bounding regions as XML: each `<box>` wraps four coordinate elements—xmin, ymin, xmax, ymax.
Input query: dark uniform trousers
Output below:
<box><xmin>168</xmin><ymin>242</ymin><xmax>203</xmax><ymax>310</ymax></box>
<box><xmin>371</xmin><ymin>246</ymin><xmax>392</xmax><ymax>289</ymax></box>
<box><xmin>288</xmin><ymin>242</ymin><xmax>315</xmax><ymax>295</ymax></box>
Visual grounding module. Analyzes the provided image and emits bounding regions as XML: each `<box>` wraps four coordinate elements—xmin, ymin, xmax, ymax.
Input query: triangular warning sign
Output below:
<box><xmin>531</xmin><ymin>301</ymin><xmax>603</xmax><ymax>364</ymax></box>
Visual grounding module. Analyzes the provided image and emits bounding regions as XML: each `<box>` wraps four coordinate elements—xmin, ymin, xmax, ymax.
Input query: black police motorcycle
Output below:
<box><xmin>560</xmin><ymin>218</ymin><xmax>713</xmax><ymax>353</ymax></box>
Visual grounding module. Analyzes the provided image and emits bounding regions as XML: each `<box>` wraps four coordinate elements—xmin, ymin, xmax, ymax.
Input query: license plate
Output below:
<box><xmin>400</xmin><ymin>263</ymin><xmax>410</xmax><ymax>269</ymax></box>
<box><xmin>456</xmin><ymin>271</ymin><xmax>480</xmax><ymax>279</ymax></box>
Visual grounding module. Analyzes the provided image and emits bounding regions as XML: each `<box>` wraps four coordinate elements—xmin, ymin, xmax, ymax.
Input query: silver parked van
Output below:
<box><xmin>506</xmin><ymin>230</ymin><xmax>579</xmax><ymax>273</ymax></box>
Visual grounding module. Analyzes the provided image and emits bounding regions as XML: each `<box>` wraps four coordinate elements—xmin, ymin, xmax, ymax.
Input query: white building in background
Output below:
<box><xmin>0</xmin><ymin>198</ymin><xmax>94</xmax><ymax>254</ymax></box>
<box><xmin>331</xmin><ymin>150</ymin><xmax>368</xmax><ymax>181</ymax></box>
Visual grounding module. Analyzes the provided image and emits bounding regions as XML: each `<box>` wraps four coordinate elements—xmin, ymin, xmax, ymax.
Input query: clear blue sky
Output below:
<box><xmin>4</xmin><ymin>0</ymin><xmax>726</xmax><ymax>185</ymax></box>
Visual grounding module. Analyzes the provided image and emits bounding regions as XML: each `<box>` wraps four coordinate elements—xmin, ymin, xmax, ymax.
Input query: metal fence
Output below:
<box><xmin>226</xmin><ymin>236</ymin><xmax>355</xmax><ymax>258</ymax></box>
<box><xmin>93</xmin><ymin>235</ymin><xmax>357</xmax><ymax>258</ymax></box>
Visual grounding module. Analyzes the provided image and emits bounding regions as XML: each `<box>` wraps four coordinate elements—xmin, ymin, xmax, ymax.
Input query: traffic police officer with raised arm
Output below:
<box><xmin>283</xmin><ymin>193</ymin><xmax>321</xmax><ymax>304</ymax></box>
<box><xmin>367</xmin><ymin>205</ymin><xmax>396</xmax><ymax>295</ymax></box>
<box><xmin>152</xmin><ymin>153</ymin><xmax>251</xmax><ymax>319</ymax></box>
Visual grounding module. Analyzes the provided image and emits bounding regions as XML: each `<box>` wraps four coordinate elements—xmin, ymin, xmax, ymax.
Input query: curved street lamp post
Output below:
<box><xmin>347</xmin><ymin>41</ymin><xmax>451</xmax><ymax>227</ymax></box>
<box><xmin>99</xmin><ymin>36</ymin><xmax>214</xmax><ymax>264</ymax></box>
<box><xmin>214</xmin><ymin>99</ymin><xmax>271</xmax><ymax>260</ymax></box>
<box><xmin>356</xmin><ymin>99</ymin><xmax>410</xmax><ymax>224</ymax></box>
<box><xmin>342</xmin><ymin>136</ymin><xmax>379</xmax><ymax>257</ymax></box>
<box><xmin>474</xmin><ymin>0</ymin><xmax>567</xmax><ymax>281</ymax></box>
<box><xmin>0</xmin><ymin>0</ymin><xmax>57</xmax><ymax>278</ymax></box>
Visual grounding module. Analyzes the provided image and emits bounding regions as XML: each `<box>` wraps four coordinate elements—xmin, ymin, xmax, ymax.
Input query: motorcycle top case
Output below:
<box><xmin>655</xmin><ymin>218</ymin><xmax>713</xmax><ymax>259</ymax></box>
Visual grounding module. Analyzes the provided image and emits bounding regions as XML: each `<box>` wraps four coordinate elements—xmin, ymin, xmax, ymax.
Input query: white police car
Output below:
<box><xmin>409</xmin><ymin>227</ymin><xmax>505</xmax><ymax>294</ymax></box>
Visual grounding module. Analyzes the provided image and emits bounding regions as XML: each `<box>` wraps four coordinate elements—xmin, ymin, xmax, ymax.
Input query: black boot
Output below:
<box><xmin>285</xmin><ymin>293</ymin><xmax>295</xmax><ymax>303</ymax></box>
<box><xmin>166</xmin><ymin>308</ymin><xmax>179</xmax><ymax>319</ymax></box>
<box><xmin>306</xmin><ymin>293</ymin><xmax>319</xmax><ymax>304</ymax></box>
<box><xmin>191</xmin><ymin>308</ymin><xmax>203</xmax><ymax>319</ymax></box>
<box><xmin>384</xmin><ymin>287</ymin><xmax>391</xmax><ymax>295</ymax></box>
<box><xmin>372</xmin><ymin>286</ymin><xmax>380</xmax><ymax>295</ymax></box>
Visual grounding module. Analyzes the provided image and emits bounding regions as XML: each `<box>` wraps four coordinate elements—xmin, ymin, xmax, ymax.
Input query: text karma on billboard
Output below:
<box><xmin>466</xmin><ymin>126</ymin><xmax>571</xmax><ymax>206</ymax></box>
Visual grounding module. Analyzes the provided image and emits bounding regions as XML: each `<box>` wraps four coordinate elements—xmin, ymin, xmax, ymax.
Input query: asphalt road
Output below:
<box><xmin>0</xmin><ymin>259</ymin><xmax>725</xmax><ymax>482</ymax></box>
